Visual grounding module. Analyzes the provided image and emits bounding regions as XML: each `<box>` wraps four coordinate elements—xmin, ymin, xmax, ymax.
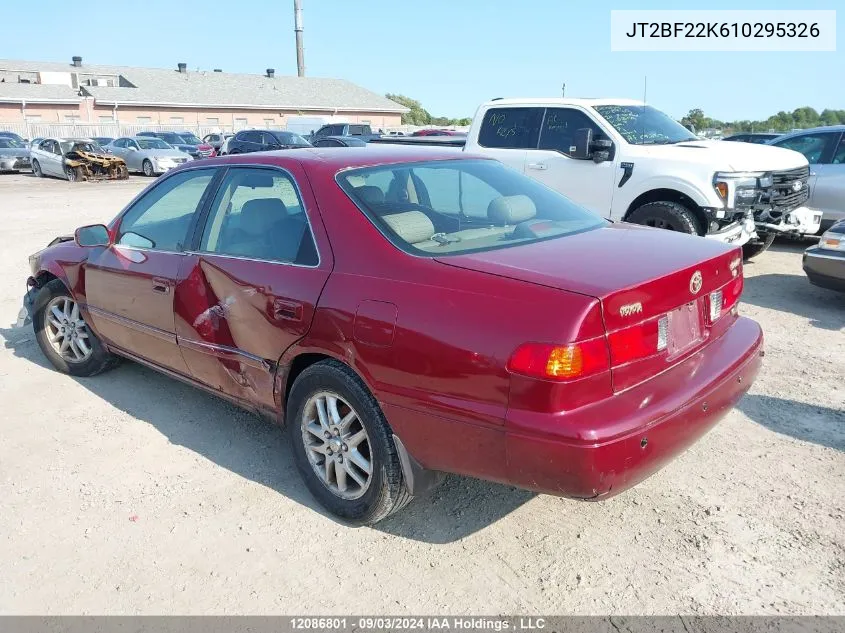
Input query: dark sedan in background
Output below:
<box><xmin>223</xmin><ymin>129</ymin><xmax>311</xmax><ymax>154</ymax></box>
<box><xmin>723</xmin><ymin>132</ymin><xmax>782</xmax><ymax>144</ymax></box>
<box><xmin>803</xmin><ymin>220</ymin><xmax>845</xmax><ymax>291</ymax></box>
<box><xmin>312</xmin><ymin>136</ymin><xmax>368</xmax><ymax>148</ymax></box>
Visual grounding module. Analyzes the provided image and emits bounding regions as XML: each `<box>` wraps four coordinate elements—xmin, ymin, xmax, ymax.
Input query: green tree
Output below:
<box><xmin>385</xmin><ymin>93</ymin><xmax>471</xmax><ymax>127</ymax></box>
<box><xmin>385</xmin><ymin>93</ymin><xmax>431</xmax><ymax>126</ymax></box>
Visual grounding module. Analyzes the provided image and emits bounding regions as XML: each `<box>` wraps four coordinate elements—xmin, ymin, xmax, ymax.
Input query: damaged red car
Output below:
<box><xmin>25</xmin><ymin>147</ymin><xmax>763</xmax><ymax>525</ymax></box>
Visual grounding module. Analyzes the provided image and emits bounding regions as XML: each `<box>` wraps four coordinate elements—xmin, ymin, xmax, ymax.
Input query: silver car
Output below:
<box><xmin>105</xmin><ymin>136</ymin><xmax>192</xmax><ymax>176</ymax></box>
<box><xmin>769</xmin><ymin>126</ymin><xmax>845</xmax><ymax>233</ymax></box>
<box><xmin>0</xmin><ymin>137</ymin><xmax>31</xmax><ymax>172</ymax></box>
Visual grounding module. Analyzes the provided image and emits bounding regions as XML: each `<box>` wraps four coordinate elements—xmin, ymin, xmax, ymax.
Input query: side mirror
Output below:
<box><xmin>570</xmin><ymin>128</ymin><xmax>593</xmax><ymax>160</ymax></box>
<box><xmin>75</xmin><ymin>224</ymin><xmax>111</xmax><ymax>247</ymax></box>
<box><xmin>591</xmin><ymin>138</ymin><xmax>614</xmax><ymax>163</ymax></box>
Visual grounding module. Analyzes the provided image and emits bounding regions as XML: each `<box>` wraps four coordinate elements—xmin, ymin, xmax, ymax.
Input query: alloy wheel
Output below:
<box><xmin>44</xmin><ymin>296</ymin><xmax>92</xmax><ymax>363</ymax></box>
<box><xmin>301</xmin><ymin>391</ymin><xmax>373</xmax><ymax>500</ymax></box>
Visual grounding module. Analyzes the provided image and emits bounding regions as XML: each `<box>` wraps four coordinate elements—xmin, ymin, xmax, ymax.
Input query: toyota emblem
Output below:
<box><xmin>690</xmin><ymin>270</ymin><xmax>703</xmax><ymax>295</ymax></box>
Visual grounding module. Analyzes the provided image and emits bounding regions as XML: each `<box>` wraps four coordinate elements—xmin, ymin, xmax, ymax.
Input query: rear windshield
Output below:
<box><xmin>337</xmin><ymin>159</ymin><xmax>604</xmax><ymax>256</ymax></box>
<box><xmin>178</xmin><ymin>133</ymin><xmax>202</xmax><ymax>145</ymax></box>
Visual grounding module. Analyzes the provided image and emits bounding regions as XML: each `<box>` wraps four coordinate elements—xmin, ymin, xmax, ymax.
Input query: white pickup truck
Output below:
<box><xmin>455</xmin><ymin>98</ymin><xmax>821</xmax><ymax>259</ymax></box>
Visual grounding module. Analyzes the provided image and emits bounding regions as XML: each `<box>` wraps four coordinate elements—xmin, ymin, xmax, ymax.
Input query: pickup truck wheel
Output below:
<box><xmin>742</xmin><ymin>232</ymin><xmax>776</xmax><ymax>261</ymax></box>
<box><xmin>288</xmin><ymin>359</ymin><xmax>412</xmax><ymax>525</ymax></box>
<box><xmin>33</xmin><ymin>279</ymin><xmax>117</xmax><ymax>377</ymax></box>
<box><xmin>32</xmin><ymin>159</ymin><xmax>43</xmax><ymax>178</ymax></box>
<box><xmin>627</xmin><ymin>201</ymin><xmax>702</xmax><ymax>235</ymax></box>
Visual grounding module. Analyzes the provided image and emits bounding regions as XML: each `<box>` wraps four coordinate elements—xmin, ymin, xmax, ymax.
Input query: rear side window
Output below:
<box><xmin>477</xmin><ymin>107</ymin><xmax>543</xmax><ymax>149</ymax></box>
<box><xmin>199</xmin><ymin>168</ymin><xmax>317</xmax><ymax>265</ymax></box>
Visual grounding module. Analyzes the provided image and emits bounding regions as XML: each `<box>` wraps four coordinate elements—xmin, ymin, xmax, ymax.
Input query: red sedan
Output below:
<box><xmin>25</xmin><ymin>147</ymin><xmax>763</xmax><ymax>525</ymax></box>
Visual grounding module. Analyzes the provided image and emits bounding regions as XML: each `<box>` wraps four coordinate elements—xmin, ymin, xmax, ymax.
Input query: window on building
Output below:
<box><xmin>206</xmin><ymin>118</ymin><xmax>219</xmax><ymax>125</ymax></box>
<box><xmin>25</xmin><ymin>115</ymin><xmax>42</xmax><ymax>123</ymax></box>
<box><xmin>169</xmin><ymin>117</ymin><xmax>184</xmax><ymax>124</ymax></box>
<box><xmin>234</xmin><ymin>118</ymin><xmax>248</xmax><ymax>130</ymax></box>
<box><xmin>264</xmin><ymin>118</ymin><xmax>275</xmax><ymax>127</ymax></box>
<box><xmin>136</xmin><ymin>117</ymin><xmax>152</xmax><ymax>124</ymax></box>
<box><xmin>64</xmin><ymin>115</ymin><xmax>81</xmax><ymax>123</ymax></box>
<box><xmin>99</xmin><ymin>116</ymin><xmax>114</xmax><ymax>123</ymax></box>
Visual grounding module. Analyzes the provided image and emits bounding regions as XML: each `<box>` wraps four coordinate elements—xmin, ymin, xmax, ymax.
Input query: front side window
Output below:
<box><xmin>539</xmin><ymin>108</ymin><xmax>607</xmax><ymax>156</ymax></box>
<box><xmin>477</xmin><ymin>107</ymin><xmax>543</xmax><ymax>149</ymax></box>
<box><xmin>338</xmin><ymin>159</ymin><xmax>604</xmax><ymax>256</ymax></box>
<box><xmin>594</xmin><ymin>104</ymin><xmax>697</xmax><ymax>145</ymax></box>
<box><xmin>773</xmin><ymin>133</ymin><xmax>837</xmax><ymax>164</ymax></box>
<box><xmin>199</xmin><ymin>168</ymin><xmax>317</xmax><ymax>265</ymax></box>
<box><xmin>117</xmin><ymin>168</ymin><xmax>215</xmax><ymax>251</ymax></box>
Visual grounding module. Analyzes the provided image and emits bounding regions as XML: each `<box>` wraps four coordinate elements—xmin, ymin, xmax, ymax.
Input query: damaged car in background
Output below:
<box><xmin>30</xmin><ymin>138</ymin><xmax>128</xmax><ymax>182</ymax></box>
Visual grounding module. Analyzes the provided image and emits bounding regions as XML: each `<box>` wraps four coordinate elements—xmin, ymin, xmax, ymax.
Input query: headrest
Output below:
<box><xmin>487</xmin><ymin>195</ymin><xmax>537</xmax><ymax>224</ymax></box>
<box><xmin>382</xmin><ymin>211</ymin><xmax>435</xmax><ymax>245</ymax></box>
<box><xmin>356</xmin><ymin>185</ymin><xmax>385</xmax><ymax>205</ymax></box>
<box><xmin>240</xmin><ymin>197</ymin><xmax>287</xmax><ymax>234</ymax></box>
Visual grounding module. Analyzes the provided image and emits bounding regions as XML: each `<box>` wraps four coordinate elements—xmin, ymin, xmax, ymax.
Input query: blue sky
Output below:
<box><xmin>2</xmin><ymin>0</ymin><xmax>841</xmax><ymax>121</ymax></box>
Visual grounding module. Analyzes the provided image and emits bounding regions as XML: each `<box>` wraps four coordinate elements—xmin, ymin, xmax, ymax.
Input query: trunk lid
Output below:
<box><xmin>437</xmin><ymin>223</ymin><xmax>743</xmax><ymax>391</ymax></box>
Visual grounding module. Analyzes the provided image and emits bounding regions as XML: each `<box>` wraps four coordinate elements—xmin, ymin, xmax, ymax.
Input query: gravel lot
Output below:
<box><xmin>0</xmin><ymin>172</ymin><xmax>843</xmax><ymax>615</ymax></box>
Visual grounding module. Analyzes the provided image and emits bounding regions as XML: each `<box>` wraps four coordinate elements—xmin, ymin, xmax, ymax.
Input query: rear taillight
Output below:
<box><xmin>708</xmin><ymin>275</ymin><xmax>743</xmax><ymax>323</ymax></box>
<box><xmin>507</xmin><ymin>338</ymin><xmax>609</xmax><ymax>381</ymax></box>
<box><xmin>607</xmin><ymin>315</ymin><xmax>669</xmax><ymax>366</ymax></box>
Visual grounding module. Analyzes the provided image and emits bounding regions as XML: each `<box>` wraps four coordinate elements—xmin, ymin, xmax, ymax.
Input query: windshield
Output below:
<box><xmin>60</xmin><ymin>141</ymin><xmax>105</xmax><ymax>154</ymax></box>
<box><xmin>137</xmin><ymin>138</ymin><xmax>172</xmax><ymax>150</ymax></box>
<box><xmin>0</xmin><ymin>138</ymin><xmax>24</xmax><ymax>148</ymax></box>
<box><xmin>594</xmin><ymin>105</ymin><xmax>697</xmax><ymax>145</ymax></box>
<box><xmin>272</xmin><ymin>132</ymin><xmax>310</xmax><ymax>146</ymax></box>
<box><xmin>337</xmin><ymin>159</ymin><xmax>605</xmax><ymax>257</ymax></box>
<box><xmin>178</xmin><ymin>133</ymin><xmax>202</xmax><ymax>145</ymax></box>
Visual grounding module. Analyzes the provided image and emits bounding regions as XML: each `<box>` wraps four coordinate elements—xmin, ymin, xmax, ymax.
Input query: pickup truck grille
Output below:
<box><xmin>767</xmin><ymin>166</ymin><xmax>810</xmax><ymax>214</ymax></box>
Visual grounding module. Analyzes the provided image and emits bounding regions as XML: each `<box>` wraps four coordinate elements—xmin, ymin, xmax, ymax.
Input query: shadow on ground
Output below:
<box><xmin>742</xmin><ymin>272</ymin><xmax>845</xmax><ymax>331</ymax></box>
<box><xmin>738</xmin><ymin>393</ymin><xmax>845</xmax><ymax>451</ymax></box>
<box><xmin>0</xmin><ymin>323</ymin><xmax>533</xmax><ymax>543</ymax></box>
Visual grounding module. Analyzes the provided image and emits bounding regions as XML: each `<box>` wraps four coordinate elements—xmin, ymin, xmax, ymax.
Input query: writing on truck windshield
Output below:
<box><xmin>337</xmin><ymin>159</ymin><xmax>605</xmax><ymax>257</ymax></box>
<box><xmin>594</xmin><ymin>105</ymin><xmax>697</xmax><ymax>145</ymax></box>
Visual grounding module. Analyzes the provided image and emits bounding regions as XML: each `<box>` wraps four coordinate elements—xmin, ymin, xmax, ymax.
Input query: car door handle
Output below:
<box><xmin>151</xmin><ymin>277</ymin><xmax>170</xmax><ymax>294</ymax></box>
<box><xmin>527</xmin><ymin>162</ymin><xmax>548</xmax><ymax>171</ymax></box>
<box><xmin>272</xmin><ymin>298</ymin><xmax>303</xmax><ymax>321</ymax></box>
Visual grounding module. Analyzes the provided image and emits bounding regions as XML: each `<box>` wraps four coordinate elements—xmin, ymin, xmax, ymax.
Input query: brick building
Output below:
<box><xmin>0</xmin><ymin>57</ymin><xmax>407</xmax><ymax>135</ymax></box>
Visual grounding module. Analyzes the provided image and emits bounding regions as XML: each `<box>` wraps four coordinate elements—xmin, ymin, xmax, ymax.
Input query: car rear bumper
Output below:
<box><xmin>505</xmin><ymin>316</ymin><xmax>764</xmax><ymax>499</ymax></box>
<box><xmin>803</xmin><ymin>246</ymin><xmax>845</xmax><ymax>291</ymax></box>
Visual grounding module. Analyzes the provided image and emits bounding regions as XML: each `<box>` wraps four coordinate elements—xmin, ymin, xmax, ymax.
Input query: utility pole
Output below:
<box><xmin>294</xmin><ymin>0</ymin><xmax>305</xmax><ymax>77</ymax></box>
<box><xmin>561</xmin><ymin>83</ymin><xmax>566</xmax><ymax>97</ymax></box>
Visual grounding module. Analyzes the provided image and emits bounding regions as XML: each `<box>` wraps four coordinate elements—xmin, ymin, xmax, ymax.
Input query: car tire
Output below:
<box><xmin>288</xmin><ymin>359</ymin><xmax>412</xmax><ymax>525</ymax></box>
<box><xmin>65</xmin><ymin>165</ymin><xmax>82</xmax><ymax>182</ymax></box>
<box><xmin>627</xmin><ymin>201</ymin><xmax>703</xmax><ymax>235</ymax></box>
<box><xmin>33</xmin><ymin>279</ymin><xmax>118</xmax><ymax>377</ymax></box>
<box><xmin>142</xmin><ymin>159</ymin><xmax>154</xmax><ymax>177</ymax></box>
<box><xmin>32</xmin><ymin>159</ymin><xmax>43</xmax><ymax>178</ymax></box>
<box><xmin>742</xmin><ymin>231</ymin><xmax>776</xmax><ymax>261</ymax></box>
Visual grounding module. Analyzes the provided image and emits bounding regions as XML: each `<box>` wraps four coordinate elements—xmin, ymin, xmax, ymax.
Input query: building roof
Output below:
<box><xmin>0</xmin><ymin>59</ymin><xmax>408</xmax><ymax>113</ymax></box>
<box><xmin>0</xmin><ymin>81</ymin><xmax>81</xmax><ymax>104</ymax></box>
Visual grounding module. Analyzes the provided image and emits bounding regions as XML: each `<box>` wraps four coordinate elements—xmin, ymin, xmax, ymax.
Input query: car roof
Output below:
<box><xmin>773</xmin><ymin>125</ymin><xmax>845</xmax><ymax>139</ymax></box>
<box><xmin>482</xmin><ymin>97</ymin><xmax>646</xmax><ymax>108</ymax></box>
<box><xmin>214</xmin><ymin>145</ymin><xmax>478</xmax><ymax>170</ymax></box>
